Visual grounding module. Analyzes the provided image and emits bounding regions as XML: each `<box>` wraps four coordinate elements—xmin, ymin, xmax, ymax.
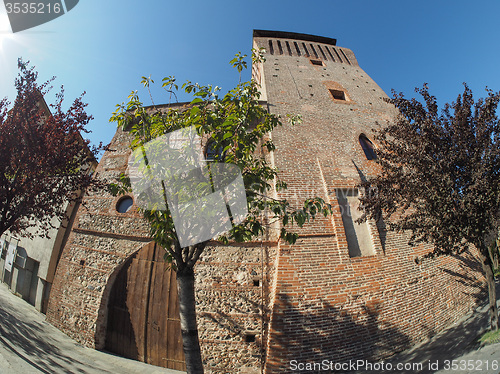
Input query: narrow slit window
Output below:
<box><xmin>326</xmin><ymin>46</ymin><xmax>336</xmax><ymax>62</ymax></box>
<box><xmin>310</xmin><ymin>59</ymin><xmax>324</xmax><ymax>66</ymax></box>
<box><xmin>333</xmin><ymin>47</ymin><xmax>343</xmax><ymax>63</ymax></box>
<box><xmin>294</xmin><ymin>41</ymin><xmax>301</xmax><ymax>56</ymax></box>
<box><xmin>302</xmin><ymin>42</ymin><xmax>310</xmax><ymax>57</ymax></box>
<box><xmin>336</xmin><ymin>189</ymin><xmax>375</xmax><ymax>257</ymax></box>
<box><xmin>309</xmin><ymin>44</ymin><xmax>319</xmax><ymax>59</ymax></box>
<box><xmin>340</xmin><ymin>49</ymin><xmax>351</xmax><ymax>65</ymax></box>
<box><xmin>285</xmin><ymin>41</ymin><xmax>293</xmax><ymax>56</ymax></box>
<box><xmin>359</xmin><ymin>135</ymin><xmax>377</xmax><ymax>160</ymax></box>
<box><xmin>268</xmin><ymin>40</ymin><xmax>274</xmax><ymax>55</ymax></box>
<box><xmin>277</xmin><ymin>40</ymin><xmax>283</xmax><ymax>55</ymax></box>
<box><xmin>317</xmin><ymin>45</ymin><xmax>328</xmax><ymax>61</ymax></box>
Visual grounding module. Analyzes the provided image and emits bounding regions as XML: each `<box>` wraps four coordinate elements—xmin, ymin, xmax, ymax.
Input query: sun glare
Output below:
<box><xmin>0</xmin><ymin>14</ymin><xmax>13</xmax><ymax>47</ymax></box>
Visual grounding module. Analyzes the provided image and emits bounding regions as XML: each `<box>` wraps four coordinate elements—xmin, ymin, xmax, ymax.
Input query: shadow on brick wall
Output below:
<box><xmin>264</xmin><ymin>295</ymin><xmax>412</xmax><ymax>373</ymax></box>
<box><xmin>440</xmin><ymin>253</ymin><xmax>486</xmax><ymax>306</ymax></box>
<box><xmin>199</xmin><ymin>288</ymin><xmax>412</xmax><ymax>373</ymax></box>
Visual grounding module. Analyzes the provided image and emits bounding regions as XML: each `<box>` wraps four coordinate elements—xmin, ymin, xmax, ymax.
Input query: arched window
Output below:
<box><xmin>359</xmin><ymin>135</ymin><xmax>377</xmax><ymax>160</ymax></box>
<box><xmin>116</xmin><ymin>196</ymin><xmax>134</xmax><ymax>213</ymax></box>
<box><xmin>205</xmin><ymin>140</ymin><xmax>225</xmax><ymax>162</ymax></box>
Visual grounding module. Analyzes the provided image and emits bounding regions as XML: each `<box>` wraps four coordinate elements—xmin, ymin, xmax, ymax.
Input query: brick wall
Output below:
<box><xmin>252</xmin><ymin>31</ymin><xmax>485</xmax><ymax>373</ymax></box>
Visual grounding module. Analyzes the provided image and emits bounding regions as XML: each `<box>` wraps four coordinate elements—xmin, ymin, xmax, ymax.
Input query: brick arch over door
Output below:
<box><xmin>103</xmin><ymin>241</ymin><xmax>186</xmax><ymax>371</ymax></box>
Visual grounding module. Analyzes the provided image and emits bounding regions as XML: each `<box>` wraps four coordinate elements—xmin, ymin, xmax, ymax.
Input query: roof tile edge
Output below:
<box><xmin>253</xmin><ymin>30</ymin><xmax>337</xmax><ymax>46</ymax></box>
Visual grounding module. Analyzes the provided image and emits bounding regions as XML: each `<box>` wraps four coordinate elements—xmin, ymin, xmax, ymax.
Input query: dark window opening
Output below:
<box><xmin>0</xmin><ymin>241</ymin><xmax>7</xmax><ymax>259</ymax></box>
<box><xmin>333</xmin><ymin>47</ymin><xmax>343</xmax><ymax>63</ymax></box>
<box><xmin>285</xmin><ymin>40</ymin><xmax>293</xmax><ymax>56</ymax></box>
<box><xmin>80</xmin><ymin>260</ymin><xmax>85</xmax><ymax>266</ymax></box>
<box><xmin>359</xmin><ymin>135</ymin><xmax>377</xmax><ymax>160</ymax></box>
<box><xmin>253</xmin><ymin>279</ymin><xmax>260</xmax><ymax>287</ymax></box>
<box><xmin>318</xmin><ymin>45</ymin><xmax>328</xmax><ymax>60</ymax></box>
<box><xmin>302</xmin><ymin>42</ymin><xmax>310</xmax><ymax>57</ymax></box>
<box><xmin>205</xmin><ymin>140</ymin><xmax>225</xmax><ymax>162</ymax></box>
<box><xmin>268</xmin><ymin>40</ymin><xmax>274</xmax><ymax>55</ymax></box>
<box><xmin>310</xmin><ymin>59</ymin><xmax>323</xmax><ymax>66</ymax></box>
<box><xmin>116</xmin><ymin>196</ymin><xmax>134</xmax><ymax>213</ymax></box>
<box><xmin>329</xmin><ymin>89</ymin><xmax>346</xmax><ymax>101</ymax></box>
<box><xmin>326</xmin><ymin>46</ymin><xmax>336</xmax><ymax>62</ymax></box>
<box><xmin>340</xmin><ymin>49</ymin><xmax>351</xmax><ymax>65</ymax></box>
<box><xmin>277</xmin><ymin>40</ymin><xmax>283</xmax><ymax>55</ymax></box>
<box><xmin>245</xmin><ymin>334</ymin><xmax>256</xmax><ymax>343</ymax></box>
<box><xmin>294</xmin><ymin>41</ymin><xmax>301</xmax><ymax>56</ymax></box>
<box><xmin>310</xmin><ymin>44</ymin><xmax>319</xmax><ymax>59</ymax></box>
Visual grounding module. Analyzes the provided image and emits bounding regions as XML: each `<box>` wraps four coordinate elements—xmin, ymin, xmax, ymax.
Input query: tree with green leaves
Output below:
<box><xmin>358</xmin><ymin>84</ymin><xmax>500</xmax><ymax>331</ymax></box>
<box><xmin>109</xmin><ymin>50</ymin><xmax>332</xmax><ymax>373</ymax></box>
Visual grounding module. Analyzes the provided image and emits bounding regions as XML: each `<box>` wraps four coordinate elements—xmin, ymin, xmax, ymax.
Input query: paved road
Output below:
<box><xmin>0</xmin><ymin>282</ymin><xmax>184</xmax><ymax>374</ymax></box>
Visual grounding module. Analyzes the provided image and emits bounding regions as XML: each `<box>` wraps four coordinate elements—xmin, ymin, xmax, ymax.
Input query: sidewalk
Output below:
<box><xmin>0</xmin><ymin>282</ymin><xmax>185</xmax><ymax>374</ymax></box>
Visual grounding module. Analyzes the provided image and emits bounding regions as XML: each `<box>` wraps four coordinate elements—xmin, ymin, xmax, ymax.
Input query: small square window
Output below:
<box><xmin>329</xmin><ymin>89</ymin><xmax>346</xmax><ymax>101</ymax></box>
<box><xmin>245</xmin><ymin>334</ymin><xmax>256</xmax><ymax>343</ymax></box>
<box><xmin>310</xmin><ymin>59</ymin><xmax>324</xmax><ymax>66</ymax></box>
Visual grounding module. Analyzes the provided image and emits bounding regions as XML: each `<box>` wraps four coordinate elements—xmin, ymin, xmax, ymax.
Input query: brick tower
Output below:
<box><xmin>46</xmin><ymin>31</ymin><xmax>484</xmax><ymax>374</ymax></box>
<box><xmin>251</xmin><ymin>30</ymin><xmax>483</xmax><ymax>373</ymax></box>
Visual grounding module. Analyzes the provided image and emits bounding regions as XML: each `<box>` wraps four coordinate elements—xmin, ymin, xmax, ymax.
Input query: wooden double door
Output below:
<box><xmin>105</xmin><ymin>242</ymin><xmax>186</xmax><ymax>371</ymax></box>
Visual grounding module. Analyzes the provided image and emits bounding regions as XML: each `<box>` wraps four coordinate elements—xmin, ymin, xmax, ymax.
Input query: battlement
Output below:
<box><xmin>253</xmin><ymin>29</ymin><xmax>357</xmax><ymax>66</ymax></box>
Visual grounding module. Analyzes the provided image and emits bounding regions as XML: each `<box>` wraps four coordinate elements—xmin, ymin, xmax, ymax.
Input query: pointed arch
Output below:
<box><xmin>97</xmin><ymin>241</ymin><xmax>186</xmax><ymax>370</ymax></box>
<box><xmin>359</xmin><ymin>134</ymin><xmax>377</xmax><ymax>160</ymax></box>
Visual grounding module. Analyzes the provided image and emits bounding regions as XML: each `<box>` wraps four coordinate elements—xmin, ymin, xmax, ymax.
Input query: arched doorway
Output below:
<box><xmin>105</xmin><ymin>241</ymin><xmax>186</xmax><ymax>371</ymax></box>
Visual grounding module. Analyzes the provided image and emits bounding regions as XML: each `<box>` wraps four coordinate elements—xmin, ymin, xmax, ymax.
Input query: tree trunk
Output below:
<box><xmin>177</xmin><ymin>268</ymin><xmax>204</xmax><ymax>374</ymax></box>
<box><xmin>491</xmin><ymin>242</ymin><xmax>499</xmax><ymax>272</ymax></box>
<box><xmin>479</xmin><ymin>249</ymin><xmax>499</xmax><ymax>331</ymax></box>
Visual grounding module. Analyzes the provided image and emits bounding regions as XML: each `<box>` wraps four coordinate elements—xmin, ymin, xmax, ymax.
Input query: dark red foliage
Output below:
<box><xmin>359</xmin><ymin>83</ymin><xmax>500</xmax><ymax>329</ymax></box>
<box><xmin>0</xmin><ymin>59</ymin><xmax>101</xmax><ymax>239</ymax></box>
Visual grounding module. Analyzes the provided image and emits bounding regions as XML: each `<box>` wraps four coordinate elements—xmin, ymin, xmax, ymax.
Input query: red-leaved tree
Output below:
<box><xmin>359</xmin><ymin>84</ymin><xmax>500</xmax><ymax>330</ymax></box>
<box><xmin>0</xmin><ymin>59</ymin><xmax>100</xmax><ymax>239</ymax></box>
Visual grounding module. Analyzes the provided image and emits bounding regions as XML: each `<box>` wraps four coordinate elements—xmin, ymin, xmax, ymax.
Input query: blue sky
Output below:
<box><xmin>1</xmin><ymin>0</ymin><xmax>499</xmax><ymax>152</ymax></box>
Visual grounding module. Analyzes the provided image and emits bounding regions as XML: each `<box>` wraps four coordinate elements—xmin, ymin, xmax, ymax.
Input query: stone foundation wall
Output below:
<box><xmin>46</xmin><ymin>127</ymin><xmax>152</xmax><ymax>348</ymax></box>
